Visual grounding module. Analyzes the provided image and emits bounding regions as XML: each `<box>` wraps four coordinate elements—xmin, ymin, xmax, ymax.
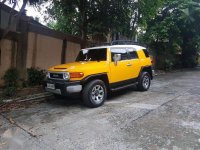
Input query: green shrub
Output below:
<box><xmin>182</xmin><ymin>55</ymin><xmax>198</xmax><ymax>68</ymax></box>
<box><xmin>2</xmin><ymin>68</ymin><xmax>19</xmax><ymax>97</ymax></box>
<box><xmin>21</xmin><ymin>79</ymin><xmax>28</xmax><ymax>88</ymax></box>
<box><xmin>27</xmin><ymin>68</ymin><xmax>46</xmax><ymax>86</ymax></box>
<box><xmin>164</xmin><ymin>59</ymin><xmax>174</xmax><ymax>71</ymax></box>
<box><xmin>3</xmin><ymin>86</ymin><xmax>17</xmax><ymax>97</ymax></box>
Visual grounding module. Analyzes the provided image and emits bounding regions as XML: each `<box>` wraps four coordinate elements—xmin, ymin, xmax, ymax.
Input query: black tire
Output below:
<box><xmin>54</xmin><ymin>94</ymin><xmax>64</xmax><ymax>99</ymax></box>
<box><xmin>137</xmin><ymin>72</ymin><xmax>151</xmax><ymax>91</ymax></box>
<box><xmin>82</xmin><ymin>80</ymin><xmax>107</xmax><ymax>108</ymax></box>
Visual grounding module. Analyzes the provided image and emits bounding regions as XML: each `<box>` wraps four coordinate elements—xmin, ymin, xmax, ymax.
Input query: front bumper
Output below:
<box><xmin>44</xmin><ymin>79</ymin><xmax>82</xmax><ymax>96</ymax></box>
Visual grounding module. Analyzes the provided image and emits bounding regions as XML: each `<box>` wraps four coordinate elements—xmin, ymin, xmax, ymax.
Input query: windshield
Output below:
<box><xmin>76</xmin><ymin>48</ymin><xmax>107</xmax><ymax>61</ymax></box>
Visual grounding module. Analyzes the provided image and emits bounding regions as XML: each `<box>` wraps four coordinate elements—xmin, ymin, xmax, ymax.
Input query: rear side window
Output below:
<box><xmin>143</xmin><ymin>49</ymin><xmax>150</xmax><ymax>58</ymax></box>
<box><xmin>129</xmin><ymin>51</ymin><xmax>138</xmax><ymax>59</ymax></box>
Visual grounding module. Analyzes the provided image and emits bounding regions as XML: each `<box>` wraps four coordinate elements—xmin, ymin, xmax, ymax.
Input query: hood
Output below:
<box><xmin>48</xmin><ymin>61</ymin><xmax>107</xmax><ymax>72</ymax></box>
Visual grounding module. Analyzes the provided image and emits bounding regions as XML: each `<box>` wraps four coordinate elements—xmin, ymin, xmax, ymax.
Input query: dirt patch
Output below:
<box><xmin>0</xmin><ymin>86</ymin><xmax>46</xmax><ymax>113</ymax></box>
<box><xmin>0</xmin><ymin>86</ymin><xmax>44</xmax><ymax>100</ymax></box>
<box><xmin>15</xmin><ymin>86</ymin><xmax>44</xmax><ymax>97</ymax></box>
<box><xmin>0</xmin><ymin>100</ymin><xmax>42</xmax><ymax>113</ymax></box>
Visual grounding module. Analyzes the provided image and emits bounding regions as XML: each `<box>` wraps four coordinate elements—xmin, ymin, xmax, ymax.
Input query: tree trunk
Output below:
<box><xmin>0</xmin><ymin>0</ymin><xmax>28</xmax><ymax>46</ymax></box>
<box><xmin>0</xmin><ymin>2</ymin><xmax>17</xmax><ymax>46</ymax></box>
<box><xmin>15</xmin><ymin>0</ymin><xmax>28</xmax><ymax>30</ymax></box>
<box><xmin>1</xmin><ymin>0</ymin><xmax>6</xmax><ymax>4</ymax></box>
<box><xmin>81</xmin><ymin>15</ymin><xmax>88</xmax><ymax>40</ymax></box>
<box><xmin>79</xmin><ymin>0</ymin><xmax>88</xmax><ymax>40</ymax></box>
<box><xmin>81</xmin><ymin>26</ymin><xmax>87</xmax><ymax>40</ymax></box>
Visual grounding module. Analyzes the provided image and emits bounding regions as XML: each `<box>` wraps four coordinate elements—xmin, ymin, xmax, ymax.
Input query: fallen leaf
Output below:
<box><xmin>9</xmin><ymin>118</ymin><xmax>15</xmax><ymax>124</ymax></box>
<box><xmin>0</xmin><ymin>142</ymin><xmax>7</xmax><ymax>147</ymax></box>
<box><xmin>29</xmin><ymin>127</ymin><xmax>34</xmax><ymax>130</ymax></box>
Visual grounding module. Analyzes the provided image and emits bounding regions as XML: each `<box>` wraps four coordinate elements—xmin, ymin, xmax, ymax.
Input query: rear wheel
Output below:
<box><xmin>137</xmin><ymin>72</ymin><xmax>151</xmax><ymax>91</ymax></box>
<box><xmin>82</xmin><ymin>80</ymin><xmax>107</xmax><ymax>108</ymax></box>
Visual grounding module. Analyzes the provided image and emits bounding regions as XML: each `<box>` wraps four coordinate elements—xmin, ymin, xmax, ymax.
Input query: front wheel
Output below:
<box><xmin>137</xmin><ymin>72</ymin><xmax>151</xmax><ymax>91</ymax></box>
<box><xmin>54</xmin><ymin>94</ymin><xmax>65</xmax><ymax>99</ymax></box>
<box><xmin>82</xmin><ymin>80</ymin><xmax>107</xmax><ymax>108</ymax></box>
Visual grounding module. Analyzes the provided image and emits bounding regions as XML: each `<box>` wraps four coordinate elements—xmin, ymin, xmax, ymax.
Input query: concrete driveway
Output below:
<box><xmin>1</xmin><ymin>68</ymin><xmax>200</xmax><ymax>150</ymax></box>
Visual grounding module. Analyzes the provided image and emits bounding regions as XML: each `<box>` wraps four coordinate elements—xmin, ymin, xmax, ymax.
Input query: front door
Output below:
<box><xmin>109</xmin><ymin>48</ymin><xmax>133</xmax><ymax>84</ymax></box>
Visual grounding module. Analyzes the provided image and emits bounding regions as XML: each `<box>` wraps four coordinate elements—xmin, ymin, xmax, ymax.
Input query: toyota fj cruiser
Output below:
<box><xmin>45</xmin><ymin>41</ymin><xmax>153</xmax><ymax>108</ymax></box>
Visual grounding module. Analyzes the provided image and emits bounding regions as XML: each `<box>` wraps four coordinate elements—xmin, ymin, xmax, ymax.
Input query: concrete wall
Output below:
<box><xmin>26</xmin><ymin>32</ymin><xmax>63</xmax><ymax>69</ymax></box>
<box><xmin>0</xmin><ymin>4</ymin><xmax>84</xmax><ymax>86</ymax></box>
<box><xmin>65</xmin><ymin>41</ymin><xmax>81</xmax><ymax>63</ymax></box>
<box><xmin>0</xmin><ymin>33</ymin><xmax>82</xmax><ymax>87</ymax></box>
<box><xmin>26</xmin><ymin>32</ymin><xmax>81</xmax><ymax>70</ymax></box>
<box><xmin>0</xmin><ymin>39</ymin><xmax>17</xmax><ymax>85</ymax></box>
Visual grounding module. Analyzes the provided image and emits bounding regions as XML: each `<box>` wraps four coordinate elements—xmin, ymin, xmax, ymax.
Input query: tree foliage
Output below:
<box><xmin>46</xmin><ymin>0</ymin><xmax>163</xmax><ymax>40</ymax></box>
<box><xmin>142</xmin><ymin>0</ymin><xmax>200</xmax><ymax>69</ymax></box>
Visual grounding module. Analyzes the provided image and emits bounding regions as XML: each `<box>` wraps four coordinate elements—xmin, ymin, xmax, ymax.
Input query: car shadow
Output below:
<box><xmin>45</xmin><ymin>86</ymin><xmax>138</xmax><ymax>107</ymax></box>
<box><xmin>46</xmin><ymin>96</ymin><xmax>83</xmax><ymax>107</ymax></box>
<box><xmin>107</xmin><ymin>86</ymin><xmax>138</xmax><ymax>101</ymax></box>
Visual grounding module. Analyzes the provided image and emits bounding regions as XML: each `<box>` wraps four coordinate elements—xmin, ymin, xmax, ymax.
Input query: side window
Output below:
<box><xmin>111</xmin><ymin>48</ymin><xmax>129</xmax><ymax>61</ymax></box>
<box><xmin>129</xmin><ymin>51</ymin><xmax>138</xmax><ymax>59</ymax></box>
<box><xmin>76</xmin><ymin>48</ymin><xmax>107</xmax><ymax>61</ymax></box>
<box><xmin>143</xmin><ymin>49</ymin><xmax>150</xmax><ymax>58</ymax></box>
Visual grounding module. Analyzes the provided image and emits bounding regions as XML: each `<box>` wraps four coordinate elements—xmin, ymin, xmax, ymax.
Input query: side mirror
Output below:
<box><xmin>113</xmin><ymin>54</ymin><xmax>121</xmax><ymax>65</ymax></box>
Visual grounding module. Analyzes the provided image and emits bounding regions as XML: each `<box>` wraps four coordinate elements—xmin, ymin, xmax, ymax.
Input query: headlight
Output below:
<box><xmin>63</xmin><ymin>72</ymin><xmax>70</xmax><ymax>80</ymax></box>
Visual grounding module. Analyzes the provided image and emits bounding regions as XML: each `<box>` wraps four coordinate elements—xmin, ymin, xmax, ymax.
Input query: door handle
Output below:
<box><xmin>127</xmin><ymin>63</ymin><xmax>132</xmax><ymax>66</ymax></box>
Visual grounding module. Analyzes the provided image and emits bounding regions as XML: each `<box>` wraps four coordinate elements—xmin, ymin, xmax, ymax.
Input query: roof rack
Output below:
<box><xmin>88</xmin><ymin>42</ymin><xmax>111</xmax><ymax>48</ymax></box>
<box><xmin>111</xmin><ymin>40</ymin><xmax>146</xmax><ymax>47</ymax></box>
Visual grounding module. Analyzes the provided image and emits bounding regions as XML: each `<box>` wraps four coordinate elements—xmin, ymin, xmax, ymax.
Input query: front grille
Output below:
<box><xmin>50</xmin><ymin>73</ymin><xmax>63</xmax><ymax>79</ymax></box>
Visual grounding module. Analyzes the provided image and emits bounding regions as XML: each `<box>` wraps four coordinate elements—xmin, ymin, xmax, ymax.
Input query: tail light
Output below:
<box><xmin>151</xmin><ymin>58</ymin><xmax>154</xmax><ymax>65</ymax></box>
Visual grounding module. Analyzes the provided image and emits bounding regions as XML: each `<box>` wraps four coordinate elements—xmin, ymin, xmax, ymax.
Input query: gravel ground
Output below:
<box><xmin>0</xmin><ymin>68</ymin><xmax>200</xmax><ymax>150</ymax></box>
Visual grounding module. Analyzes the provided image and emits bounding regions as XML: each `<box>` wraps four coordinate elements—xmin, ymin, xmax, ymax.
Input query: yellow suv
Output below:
<box><xmin>45</xmin><ymin>42</ymin><xmax>153</xmax><ymax>107</ymax></box>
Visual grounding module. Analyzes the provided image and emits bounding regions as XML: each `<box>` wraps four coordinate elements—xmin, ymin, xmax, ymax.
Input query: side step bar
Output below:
<box><xmin>110</xmin><ymin>82</ymin><xmax>138</xmax><ymax>92</ymax></box>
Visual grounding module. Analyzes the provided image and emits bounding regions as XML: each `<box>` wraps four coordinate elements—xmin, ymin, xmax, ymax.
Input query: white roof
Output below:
<box><xmin>82</xmin><ymin>45</ymin><xmax>146</xmax><ymax>51</ymax></box>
